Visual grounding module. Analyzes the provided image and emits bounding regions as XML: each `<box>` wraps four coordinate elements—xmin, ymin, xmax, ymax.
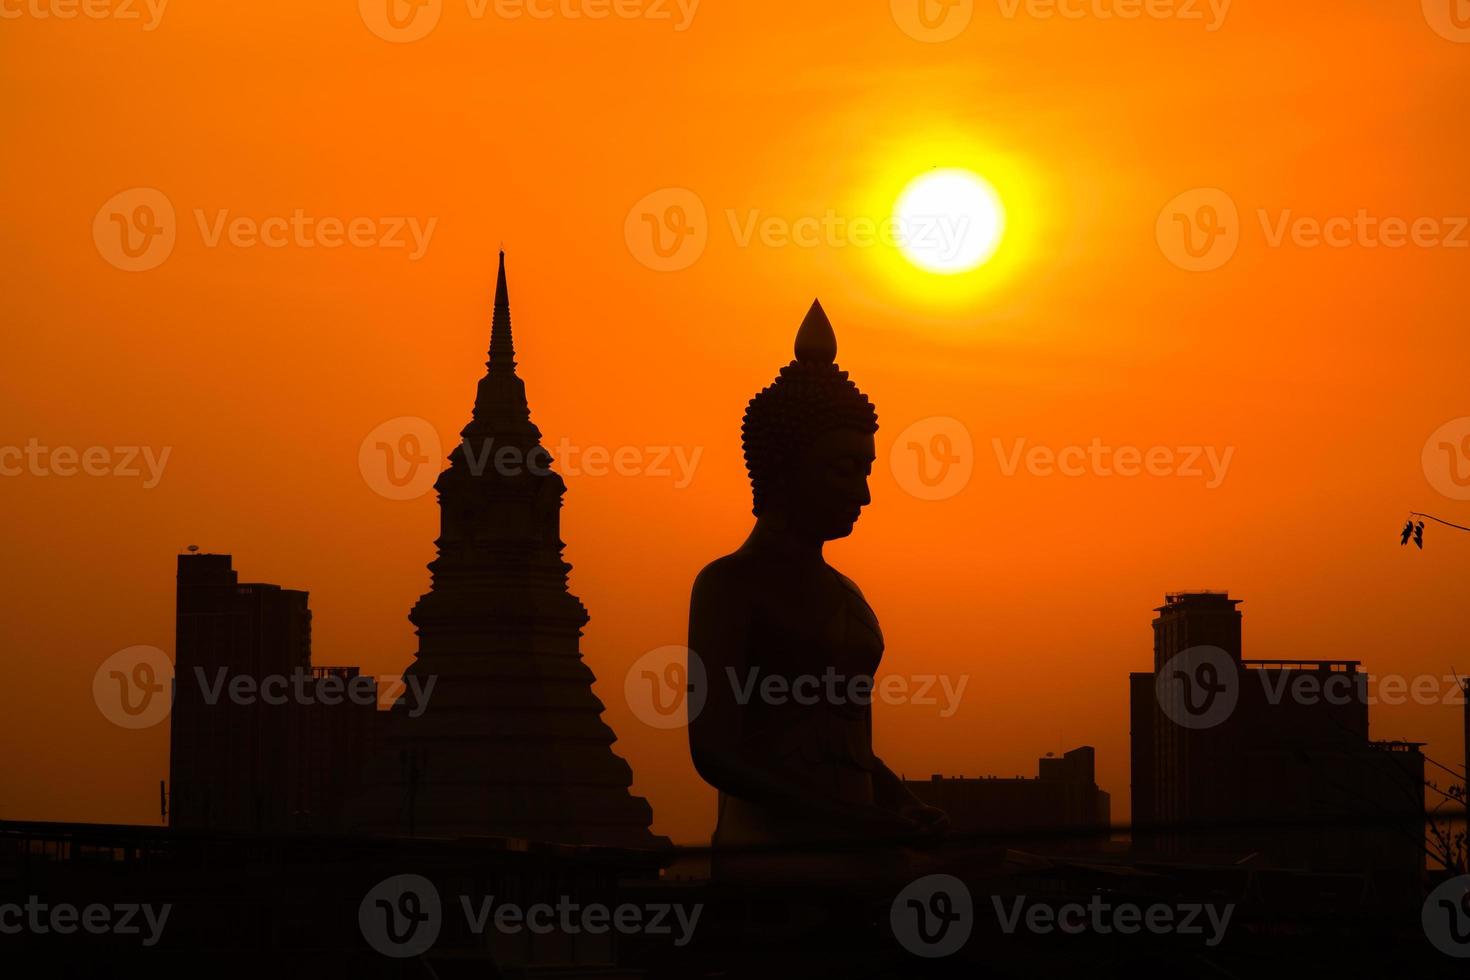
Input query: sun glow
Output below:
<box><xmin>893</xmin><ymin>169</ymin><xmax>1007</xmax><ymax>275</ymax></box>
<box><xmin>842</xmin><ymin>128</ymin><xmax>1042</xmax><ymax>310</ymax></box>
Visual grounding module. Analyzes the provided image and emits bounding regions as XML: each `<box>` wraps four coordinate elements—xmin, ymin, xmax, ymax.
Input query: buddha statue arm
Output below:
<box><xmin>871</xmin><ymin>755</ymin><xmax>921</xmax><ymax>812</ymax></box>
<box><xmin>688</xmin><ymin>562</ymin><xmax>919</xmax><ymax>834</ymax></box>
<box><xmin>868</xmin><ymin>708</ymin><xmax>951</xmax><ymax>837</ymax></box>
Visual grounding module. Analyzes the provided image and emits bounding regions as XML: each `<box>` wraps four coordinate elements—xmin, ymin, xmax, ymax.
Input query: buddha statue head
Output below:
<box><xmin>742</xmin><ymin>300</ymin><xmax>879</xmax><ymax>541</ymax></box>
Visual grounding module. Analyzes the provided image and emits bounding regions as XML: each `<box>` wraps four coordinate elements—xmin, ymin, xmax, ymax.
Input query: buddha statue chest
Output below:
<box><xmin>734</xmin><ymin>568</ymin><xmax>885</xmax><ymax>780</ymax></box>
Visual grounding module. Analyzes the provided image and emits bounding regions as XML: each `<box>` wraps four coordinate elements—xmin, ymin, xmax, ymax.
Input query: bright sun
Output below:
<box><xmin>893</xmin><ymin>169</ymin><xmax>1006</xmax><ymax>275</ymax></box>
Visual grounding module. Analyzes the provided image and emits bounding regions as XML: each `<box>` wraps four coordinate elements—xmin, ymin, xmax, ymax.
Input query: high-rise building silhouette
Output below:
<box><xmin>170</xmin><ymin>553</ymin><xmax>375</xmax><ymax>832</ymax></box>
<box><xmin>1130</xmin><ymin>591</ymin><xmax>1425</xmax><ymax>886</ymax></box>
<box><xmin>1151</xmin><ymin>589</ymin><xmax>1242</xmax><ymax>665</ymax></box>
<box><xmin>352</xmin><ymin>254</ymin><xmax>664</xmax><ymax>847</ymax></box>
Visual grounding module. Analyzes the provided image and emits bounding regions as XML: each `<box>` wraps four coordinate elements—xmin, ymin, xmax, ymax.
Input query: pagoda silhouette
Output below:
<box><xmin>353</xmin><ymin>253</ymin><xmax>665</xmax><ymax>848</ymax></box>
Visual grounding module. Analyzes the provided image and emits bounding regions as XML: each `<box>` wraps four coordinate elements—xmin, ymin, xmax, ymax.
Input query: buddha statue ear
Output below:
<box><xmin>794</xmin><ymin>299</ymin><xmax>837</xmax><ymax>365</ymax></box>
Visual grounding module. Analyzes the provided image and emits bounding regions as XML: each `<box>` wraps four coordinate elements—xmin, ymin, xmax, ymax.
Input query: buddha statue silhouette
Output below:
<box><xmin>688</xmin><ymin>299</ymin><xmax>949</xmax><ymax>880</ymax></box>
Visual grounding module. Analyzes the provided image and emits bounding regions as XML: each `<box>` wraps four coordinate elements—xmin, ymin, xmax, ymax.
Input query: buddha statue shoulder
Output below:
<box><xmin>687</xmin><ymin>300</ymin><xmax>949</xmax><ymax>875</ymax></box>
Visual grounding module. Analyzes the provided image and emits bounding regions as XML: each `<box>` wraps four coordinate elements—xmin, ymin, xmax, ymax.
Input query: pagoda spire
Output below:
<box><xmin>469</xmin><ymin>250</ymin><xmax>535</xmax><ymax>439</ymax></box>
<box><xmin>488</xmin><ymin>249</ymin><xmax>515</xmax><ymax>371</ymax></box>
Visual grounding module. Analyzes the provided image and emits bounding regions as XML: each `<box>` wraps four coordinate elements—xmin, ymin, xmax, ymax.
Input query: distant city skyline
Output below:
<box><xmin>7</xmin><ymin>6</ymin><xmax>1470</xmax><ymax>848</ymax></box>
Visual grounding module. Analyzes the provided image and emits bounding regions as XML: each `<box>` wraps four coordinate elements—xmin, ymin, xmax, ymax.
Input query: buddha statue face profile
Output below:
<box><xmin>741</xmin><ymin>300</ymin><xmax>879</xmax><ymax>543</ymax></box>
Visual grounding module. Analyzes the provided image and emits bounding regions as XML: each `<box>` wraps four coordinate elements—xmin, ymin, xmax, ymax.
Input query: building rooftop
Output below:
<box><xmin>1157</xmin><ymin>590</ymin><xmax>1241</xmax><ymax>611</ymax></box>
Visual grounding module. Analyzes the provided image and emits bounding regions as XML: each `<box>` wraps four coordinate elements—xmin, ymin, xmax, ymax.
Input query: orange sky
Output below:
<box><xmin>2</xmin><ymin>2</ymin><xmax>1468</xmax><ymax>845</ymax></box>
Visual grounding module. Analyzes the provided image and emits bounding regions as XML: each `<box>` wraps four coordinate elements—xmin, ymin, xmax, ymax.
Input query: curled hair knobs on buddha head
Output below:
<box><xmin>741</xmin><ymin>300</ymin><xmax>879</xmax><ymax>516</ymax></box>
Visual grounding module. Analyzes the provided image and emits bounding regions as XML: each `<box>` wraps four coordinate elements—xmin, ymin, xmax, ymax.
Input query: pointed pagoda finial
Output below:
<box><xmin>489</xmin><ymin>249</ymin><xmax>515</xmax><ymax>369</ymax></box>
<box><xmin>794</xmin><ymin>298</ymin><xmax>837</xmax><ymax>364</ymax></box>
